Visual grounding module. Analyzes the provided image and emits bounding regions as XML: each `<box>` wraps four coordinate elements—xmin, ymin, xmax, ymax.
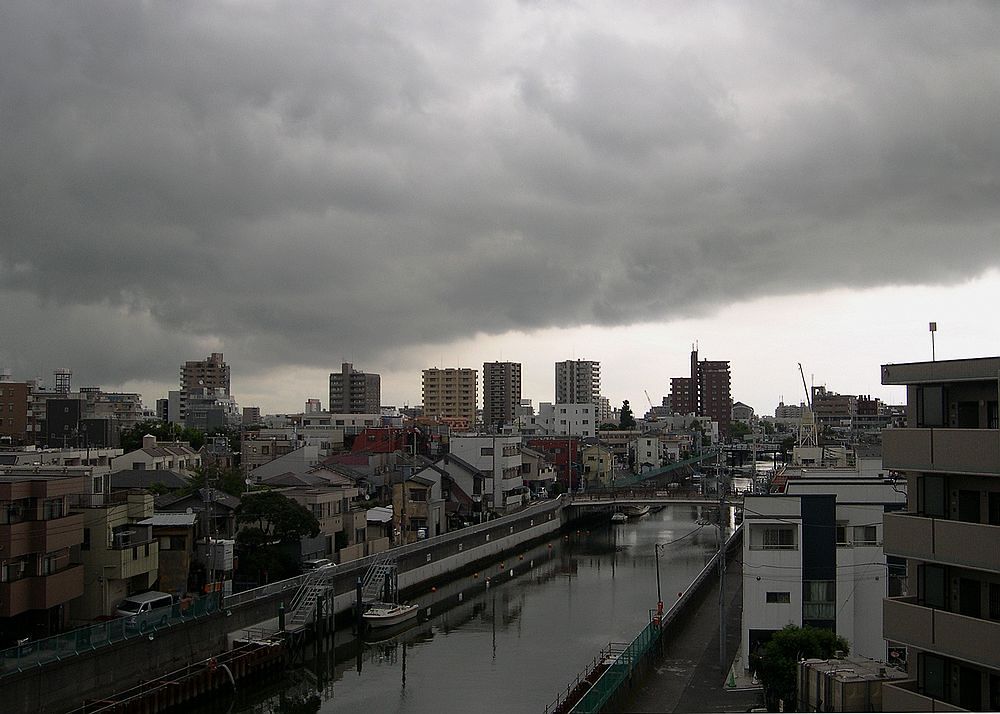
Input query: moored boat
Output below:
<box><xmin>610</xmin><ymin>512</ymin><xmax>628</xmax><ymax>523</ymax></box>
<box><xmin>622</xmin><ymin>504</ymin><xmax>651</xmax><ymax>518</ymax></box>
<box><xmin>363</xmin><ymin>602</ymin><xmax>420</xmax><ymax>628</ymax></box>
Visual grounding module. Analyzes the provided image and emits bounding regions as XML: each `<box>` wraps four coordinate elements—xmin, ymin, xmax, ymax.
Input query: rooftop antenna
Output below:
<box><xmin>929</xmin><ymin>322</ymin><xmax>937</xmax><ymax>361</ymax></box>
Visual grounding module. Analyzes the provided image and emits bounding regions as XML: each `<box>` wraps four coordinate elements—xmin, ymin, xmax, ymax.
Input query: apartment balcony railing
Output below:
<box><xmin>0</xmin><ymin>513</ymin><xmax>84</xmax><ymax>559</ymax></box>
<box><xmin>884</xmin><ymin>512</ymin><xmax>1000</xmax><ymax>572</ymax></box>
<box><xmin>882</xmin><ymin>680</ymin><xmax>966</xmax><ymax>713</ymax></box>
<box><xmin>0</xmin><ymin>564</ymin><xmax>84</xmax><ymax>618</ymax></box>
<box><xmin>883</xmin><ymin>596</ymin><xmax>1000</xmax><ymax>670</ymax></box>
<box><xmin>883</xmin><ymin>428</ymin><xmax>1000</xmax><ymax>475</ymax></box>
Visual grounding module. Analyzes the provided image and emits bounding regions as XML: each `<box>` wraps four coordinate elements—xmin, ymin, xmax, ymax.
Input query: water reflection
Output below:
<box><xmin>212</xmin><ymin>506</ymin><xmax>726</xmax><ymax>714</ymax></box>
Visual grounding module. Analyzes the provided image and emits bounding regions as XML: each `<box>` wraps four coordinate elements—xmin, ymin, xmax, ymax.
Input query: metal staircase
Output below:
<box><xmin>362</xmin><ymin>554</ymin><xmax>396</xmax><ymax>603</ymax></box>
<box><xmin>285</xmin><ymin>565</ymin><xmax>338</xmax><ymax>629</ymax></box>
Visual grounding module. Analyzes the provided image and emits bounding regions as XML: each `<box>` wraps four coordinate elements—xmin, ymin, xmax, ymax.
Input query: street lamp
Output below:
<box><xmin>653</xmin><ymin>543</ymin><xmax>664</xmax><ymax>623</ymax></box>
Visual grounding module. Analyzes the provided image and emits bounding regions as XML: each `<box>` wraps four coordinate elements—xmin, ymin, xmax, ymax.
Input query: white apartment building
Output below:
<box><xmin>741</xmin><ymin>468</ymin><xmax>905</xmax><ymax>674</ymax></box>
<box><xmin>449</xmin><ymin>435</ymin><xmax>524</xmax><ymax>512</ymax></box>
<box><xmin>524</xmin><ymin>403</ymin><xmax>597</xmax><ymax>438</ymax></box>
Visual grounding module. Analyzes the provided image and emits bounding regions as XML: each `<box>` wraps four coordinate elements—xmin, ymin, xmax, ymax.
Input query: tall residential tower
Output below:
<box><xmin>482</xmin><ymin>362</ymin><xmax>521</xmax><ymax>431</ymax></box>
<box><xmin>555</xmin><ymin>359</ymin><xmax>600</xmax><ymax>406</ymax></box>
<box><xmin>329</xmin><ymin>362</ymin><xmax>381</xmax><ymax>414</ymax></box>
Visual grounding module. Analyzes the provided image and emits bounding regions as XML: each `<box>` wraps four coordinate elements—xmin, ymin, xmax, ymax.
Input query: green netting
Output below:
<box><xmin>0</xmin><ymin>592</ymin><xmax>222</xmax><ymax>678</ymax></box>
<box><xmin>570</xmin><ymin>621</ymin><xmax>661</xmax><ymax>714</ymax></box>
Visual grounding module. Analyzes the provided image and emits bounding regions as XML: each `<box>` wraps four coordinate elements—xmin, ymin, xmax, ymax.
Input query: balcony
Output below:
<box><xmin>103</xmin><ymin>541</ymin><xmax>159</xmax><ymax>581</ymax></box>
<box><xmin>0</xmin><ymin>564</ymin><xmax>84</xmax><ymax>617</ymax></box>
<box><xmin>883</xmin><ymin>428</ymin><xmax>1000</xmax><ymax>475</ymax></box>
<box><xmin>882</xmin><ymin>680</ymin><xmax>966</xmax><ymax>712</ymax></box>
<box><xmin>0</xmin><ymin>513</ymin><xmax>84</xmax><ymax>559</ymax></box>
<box><xmin>883</xmin><ymin>596</ymin><xmax>1000</xmax><ymax>670</ymax></box>
<box><xmin>884</xmin><ymin>513</ymin><xmax>1000</xmax><ymax>572</ymax></box>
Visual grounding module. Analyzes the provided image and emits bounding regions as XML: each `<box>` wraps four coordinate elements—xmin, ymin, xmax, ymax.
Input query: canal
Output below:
<box><xmin>208</xmin><ymin>504</ymin><xmax>729</xmax><ymax>713</ymax></box>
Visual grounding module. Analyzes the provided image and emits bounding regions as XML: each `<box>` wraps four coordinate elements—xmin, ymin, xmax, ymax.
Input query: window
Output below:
<box><xmin>802</xmin><ymin>580</ymin><xmax>836</xmax><ymax>621</ymax></box>
<box><xmin>919</xmin><ymin>564</ymin><xmax>948</xmax><ymax>608</ymax></box>
<box><xmin>481</xmin><ymin>447</ymin><xmax>493</xmax><ymax>456</ymax></box>
<box><xmin>410</xmin><ymin>489</ymin><xmax>428</xmax><ymax>502</ymax></box>
<box><xmin>752</xmin><ymin>525</ymin><xmax>796</xmax><ymax>550</ymax></box>
<box><xmin>917</xmin><ymin>386</ymin><xmax>946</xmax><ymax>427</ymax></box>
<box><xmin>835</xmin><ymin>523</ymin><xmax>848</xmax><ymax>546</ymax></box>
<box><xmin>82</xmin><ymin>527</ymin><xmax>91</xmax><ymax>551</ymax></box>
<box><xmin>920</xmin><ymin>475</ymin><xmax>948</xmax><ymax>518</ymax></box>
<box><xmin>920</xmin><ymin>653</ymin><xmax>948</xmax><ymax>700</ymax></box>
<box><xmin>853</xmin><ymin>525</ymin><xmax>877</xmax><ymax>545</ymax></box>
<box><xmin>766</xmin><ymin>592</ymin><xmax>791</xmax><ymax>604</ymax></box>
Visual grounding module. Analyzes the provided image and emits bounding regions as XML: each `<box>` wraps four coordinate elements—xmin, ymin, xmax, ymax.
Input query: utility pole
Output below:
<box><xmin>717</xmin><ymin>455</ymin><xmax>727</xmax><ymax>675</ymax></box>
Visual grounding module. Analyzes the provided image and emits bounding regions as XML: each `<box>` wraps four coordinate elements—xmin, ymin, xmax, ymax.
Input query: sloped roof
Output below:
<box><xmin>112</xmin><ymin>469</ymin><xmax>189</xmax><ymax>491</ymax></box>
<box><xmin>139</xmin><ymin>513</ymin><xmax>198</xmax><ymax>527</ymax></box>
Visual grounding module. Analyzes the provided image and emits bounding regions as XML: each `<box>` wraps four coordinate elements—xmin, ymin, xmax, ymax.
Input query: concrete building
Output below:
<box><xmin>879</xmin><ymin>356</ymin><xmax>1000</xmax><ymax>712</ymax></box>
<box><xmin>482</xmin><ymin>361</ymin><xmax>521</xmax><ymax>431</ymax></box>
<box><xmin>393</xmin><ymin>472</ymin><xmax>447</xmax><ymax>543</ymax></box>
<box><xmin>179</xmin><ymin>353</ymin><xmax>230</xmax><ymax>425</ymax></box>
<box><xmin>0</xmin><ymin>377</ymin><xmax>32</xmax><ymax>446</ymax></box>
<box><xmin>581</xmin><ymin>443</ymin><xmax>614</xmax><ymax>487</ymax></box>
<box><xmin>555</xmin><ymin>359</ymin><xmax>600</xmax><ymax>406</ymax></box>
<box><xmin>519</xmin><ymin>446</ymin><xmax>557</xmax><ymax>496</ymax></box>
<box><xmin>732</xmin><ymin>401</ymin><xmax>755</xmax><ymax>422</ymax></box>
<box><xmin>71</xmin><ymin>486</ymin><xmax>158</xmax><ymax>621</ymax></box>
<box><xmin>328</xmin><ymin>362</ymin><xmax>380</xmax><ymax>414</ymax></box>
<box><xmin>529</xmin><ymin>403</ymin><xmax>597</xmax><ymax>438</ymax></box>
<box><xmin>449</xmin><ymin>435</ymin><xmax>525</xmax><ymax>512</ymax></box>
<box><xmin>422</xmin><ymin>368</ymin><xmax>478</xmax><ymax>427</ymax></box>
<box><xmin>0</xmin><ymin>469</ymin><xmax>86</xmax><ymax>643</ymax></box>
<box><xmin>668</xmin><ymin>348</ymin><xmax>732</xmax><ymax>437</ymax></box>
<box><xmin>110</xmin><ymin>434</ymin><xmax>202</xmax><ymax>476</ymax></box>
<box><xmin>798</xmin><ymin>657</ymin><xmax>907</xmax><ymax>712</ymax></box>
<box><xmin>741</xmin><ymin>472</ymin><xmax>906</xmax><ymax>677</ymax></box>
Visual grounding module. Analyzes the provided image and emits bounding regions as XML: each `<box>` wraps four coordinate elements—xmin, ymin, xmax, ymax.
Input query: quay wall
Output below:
<box><xmin>5</xmin><ymin>498</ymin><xmax>566</xmax><ymax>713</ymax></box>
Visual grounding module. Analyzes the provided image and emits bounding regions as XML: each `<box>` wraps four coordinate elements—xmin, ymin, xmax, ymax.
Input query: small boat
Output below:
<box><xmin>363</xmin><ymin>602</ymin><xmax>420</xmax><ymax>629</ymax></box>
<box><xmin>622</xmin><ymin>505</ymin><xmax>651</xmax><ymax>518</ymax></box>
<box><xmin>611</xmin><ymin>512</ymin><xmax>628</xmax><ymax>523</ymax></box>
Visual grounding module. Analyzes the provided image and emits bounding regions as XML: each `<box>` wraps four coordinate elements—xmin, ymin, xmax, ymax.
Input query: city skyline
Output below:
<box><xmin>3</xmin><ymin>3</ymin><xmax>1000</xmax><ymax>418</ymax></box>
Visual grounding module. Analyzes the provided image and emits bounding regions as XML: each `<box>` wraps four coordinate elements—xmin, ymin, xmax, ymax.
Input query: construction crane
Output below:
<box><xmin>644</xmin><ymin>390</ymin><xmax>658</xmax><ymax>421</ymax></box>
<box><xmin>797</xmin><ymin>363</ymin><xmax>818</xmax><ymax>447</ymax></box>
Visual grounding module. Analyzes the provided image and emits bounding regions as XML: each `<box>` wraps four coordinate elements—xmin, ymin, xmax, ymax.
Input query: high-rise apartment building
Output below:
<box><xmin>179</xmin><ymin>353</ymin><xmax>230</xmax><ymax>423</ymax></box>
<box><xmin>422</xmin><ymin>368</ymin><xmax>477</xmax><ymax>426</ymax></box>
<box><xmin>880</xmin><ymin>356</ymin><xmax>1000</xmax><ymax>712</ymax></box>
<box><xmin>328</xmin><ymin>362</ymin><xmax>380</xmax><ymax>414</ymax></box>
<box><xmin>667</xmin><ymin>348</ymin><xmax>732</xmax><ymax>436</ymax></box>
<box><xmin>555</xmin><ymin>360</ymin><xmax>600</xmax><ymax>405</ymax></box>
<box><xmin>482</xmin><ymin>362</ymin><xmax>521</xmax><ymax>430</ymax></box>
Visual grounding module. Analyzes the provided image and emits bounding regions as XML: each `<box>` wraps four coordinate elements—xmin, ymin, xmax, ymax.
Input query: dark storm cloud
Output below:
<box><xmin>2</xmin><ymin>0</ymin><xmax>1000</xmax><ymax>388</ymax></box>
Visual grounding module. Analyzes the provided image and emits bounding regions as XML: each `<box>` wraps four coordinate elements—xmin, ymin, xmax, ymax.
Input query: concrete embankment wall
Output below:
<box><xmin>5</xmin><ymin>498</ymin><xmax>566</xmax><ymax>713</ymax></box>
<box><xmin>597</xmin><ymin>526</ymin><xmax>744</xmax><ymax>714</ymax></box>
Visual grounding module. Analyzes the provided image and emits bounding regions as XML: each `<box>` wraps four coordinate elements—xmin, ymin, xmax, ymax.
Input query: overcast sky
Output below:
<box><xmin>2</xmin><ymin>1</ymin><xmax>999</xmax><ymax>416</ymax></box>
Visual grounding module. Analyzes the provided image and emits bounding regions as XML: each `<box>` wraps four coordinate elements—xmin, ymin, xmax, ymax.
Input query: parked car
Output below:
<box><xmin>115</xmin><ymin>590</ymin><xmax>174</xmax><ymax>632</ymax></box>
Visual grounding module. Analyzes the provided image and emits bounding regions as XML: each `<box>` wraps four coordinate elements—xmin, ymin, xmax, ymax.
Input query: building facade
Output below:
<box><xmin>328</xmin><ymin>362</ymin><xmax>381</xmax><ymax>414</ymax></box>
<box><xmin>422</xmin><ymin>368</ymin><xmax>478</xmax><ymax>426</ymax></box>
<box><xmin>179</xmin><ymin>353</ymin><xmax>230</xmax><ymax>425</ymax></box>
<box><xmin>482</xmin><ymin>361</ymin><xmax>521</xmax><ymax>431</ymax></box>
<box><xmin>555</xmin><ymin>360</ymin><xmax>600</xmax><ymax>406</ymax></box>
<box><xmin>880</xmin><ymin>356</ymin><xmax>1000</xmax><ymax>712</ymax></box>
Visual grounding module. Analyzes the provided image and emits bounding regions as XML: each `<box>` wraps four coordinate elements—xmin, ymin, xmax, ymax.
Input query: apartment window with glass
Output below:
<box><xmin>803</xmin><ymin>580</ymin><xmax>836</xmax><ymax>620</ymax></box>
<box><xmin>753</xmin><ymin>525</ymin><xmax>796</xmax><ymax>550</ymax></box>
<box><xmin>835</xmin><ymin>523</ymin><xmax>848</xmax><ymax>546</ymax></box>
<box><xmin>766</xmin><ymin>592</ymin><xmax>791</xmax><ymax>604</ymax></box>
<box><xmin>920</xmin><ymin>653</ymin><xmax>948</xmax><ymax>700</ymax></box>
<box><xmin>919</xmin><ymin>564</ymin><xmax>948</xmax><ymax>608</ymax></box>
<box><xmin>920</xmin><ymin>475</ymin><xmax>948</xmax><ymax>518</ymax></box>
<box><xmin>853</xmin><ymin>525</ymin><xmax>878</xmax><ymax>545</ymax></box>
<box><xmin>410</xmin><ymin>489</ymin><xmax>428</xmax><ymax>502</ymax></box>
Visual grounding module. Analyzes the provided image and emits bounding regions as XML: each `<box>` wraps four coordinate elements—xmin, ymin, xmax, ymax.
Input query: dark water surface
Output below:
<box><xmin>217</xmin><ymin>505</ymin><xmax>725</xmax><ymax>714</ymax></box>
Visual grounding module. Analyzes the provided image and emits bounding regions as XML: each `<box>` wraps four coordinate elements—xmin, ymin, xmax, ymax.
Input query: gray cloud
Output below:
<box><xmin>3</xmin><ymin>1</ymin><xmax>1000</xmax><ymax>392</ymax></box>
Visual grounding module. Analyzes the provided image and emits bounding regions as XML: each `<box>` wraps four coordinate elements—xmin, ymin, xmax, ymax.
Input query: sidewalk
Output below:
<box><xmin>614</xmin><ymin>556</ymin><xmax>763</xmax><ymax>713</ymax></box>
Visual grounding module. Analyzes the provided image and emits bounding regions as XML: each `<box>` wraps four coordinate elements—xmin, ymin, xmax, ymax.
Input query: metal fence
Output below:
<box><xmin>570</xmin><ymin>621</ymin><xmax>661</xmax><ymax>714</ymax></box>
<box><xmin>0</xmin><ymin>593</ymin><xmax>220</xmax><ymax>678</ymax></box>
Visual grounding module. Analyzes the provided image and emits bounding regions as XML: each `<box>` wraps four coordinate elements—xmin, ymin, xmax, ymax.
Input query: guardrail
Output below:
<box><xmin>0</xmin><ymin>593</ymin><xmax>220</xmax><ymax>679</ymax></box>
<box><xmin>544</xmin><ymin>524</ymin><xmax>744</xmax><ymax>714</ymax></box>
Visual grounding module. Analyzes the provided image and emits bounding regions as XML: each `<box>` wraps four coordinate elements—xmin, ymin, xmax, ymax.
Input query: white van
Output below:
<box><xmin>116</xmin><ymin>590</ymin><xmax>174</xmax><ymax>631</ymax></box>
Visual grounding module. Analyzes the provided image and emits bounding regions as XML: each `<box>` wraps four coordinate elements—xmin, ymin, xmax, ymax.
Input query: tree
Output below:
<box><xmin>185</xmin><ymin>464</ymin><xmax>245</xmax><ymax>498</ymax></box>
<box><xmin>119</xmin><ymin>419</ymin><xmax>205</xmax><ymax>452</ymax></box>
<box><xmin>750</xmin><ymin>625</ymin><xmax>849</xmax><ymax>711</ymax></box>
<box><xmin>731</xmin><ymin>421</ymin><xmax>751</xmax><ymax>439</ymax></box>
<box><xmin>235</xmin><ymin>491</ymin><xmax>321</xmax><ymax>583</ymax></box>
<box><xmin>619</xmin><ymin>400</ymin><xmax>636</xmax><ymax>430</ymax></box>
<box><xmin>598</xmin><ymin>422</ymin><xmax>619</xmax><ymax>431</ymax></box>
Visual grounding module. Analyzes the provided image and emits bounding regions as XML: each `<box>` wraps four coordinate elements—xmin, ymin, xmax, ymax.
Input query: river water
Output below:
<box><xmin>215</xmin><ymin>505</ymin><xmax>729</xmax><ymax>714</ymax></box>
